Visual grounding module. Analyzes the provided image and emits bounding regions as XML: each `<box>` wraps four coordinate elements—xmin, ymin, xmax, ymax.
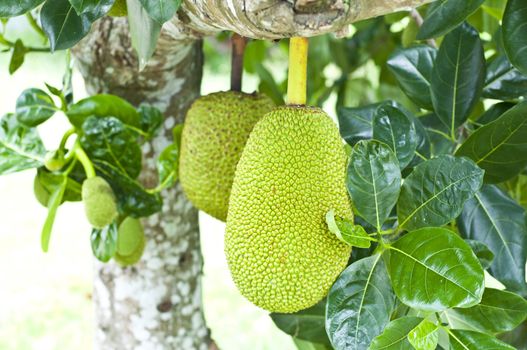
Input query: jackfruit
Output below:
<box><xmin>114</xmin><ymin>217</ymin><xmax>145</xmax><ymax>266</ymax></box>
<box><xmin>44</xmin><ymin>150</ymin><xmax>66</xmax><ymax>172</ymax></box>
<box><xmin>108</xmin><ymin>0</ymin><xmax>127</xmax><ymax>17</ymax></box>
<box><xmin>82</xmin><ymin>176</ymin><xmax>118</xmax><ymax>229</ymax></box>
<box><xmin>179</xmin><ymin>91</ymin><xmax>274</xmax><ymax>221</ymax></box>
<box><xmin>225</xmin><ymin>106</ymin><xmax>353</xmax><ymax>313</ymax></box>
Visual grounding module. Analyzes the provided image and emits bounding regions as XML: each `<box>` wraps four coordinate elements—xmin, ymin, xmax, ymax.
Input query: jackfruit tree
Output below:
<box><xmin>1</xmin><ymin>0</ymin><xmax>527</xmax><ymax>349</ymax></box>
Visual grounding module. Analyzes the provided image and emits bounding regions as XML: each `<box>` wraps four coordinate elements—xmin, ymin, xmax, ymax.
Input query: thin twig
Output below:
<box><xmin>230</xmin><ymin>33</ymin><xmax>248</xmax><ymax>92</ymax></box>
<box><xmin>410</xmin><ymin>8</ymin><xmax>437</xmax><ymax>48</ymax></box>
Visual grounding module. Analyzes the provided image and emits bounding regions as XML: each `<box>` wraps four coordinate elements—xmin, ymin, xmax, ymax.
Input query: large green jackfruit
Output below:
<box><xmin>179</xmin><ymin>91</ymin><xmax>274</xmax><ymax>221</ymax></box>
<box><xmin>82</xmin><ymin>176</ymin><xmax>118</xmax><ymax>229</ymax></box>
<box><xmin>225</xmin><ymin>106</ymin><xmax>353</xmax><ymax>313</ymax></box>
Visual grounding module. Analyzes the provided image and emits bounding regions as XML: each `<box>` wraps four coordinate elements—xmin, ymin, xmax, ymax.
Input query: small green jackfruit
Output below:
<box><xmin>108</xmin><ymin>0</ymin><xmax>127</xmax><ymax>17</ymax></box>
<box><xmin>44</xmin><ymin>150</ymin><xmax>66</xmax><ymax>172</ymax></box>
<box><xmin>179</xmin><ymin>91</ymin><xmax>274</xmax><ymax>221</ymax></box>
<box><xmin>82</xmin><ymin>176</ymin><xmax>118</xmax><ymax>229</ymax></box>
<box><xmin>225</xmin><ymin>106</ymin><xmax>353</xmax><ymax>313</ymax></box>
<box><xmin>114</xmin><ymin>217</ymin><xmax>145</xmax><ymax>266</ymax></box>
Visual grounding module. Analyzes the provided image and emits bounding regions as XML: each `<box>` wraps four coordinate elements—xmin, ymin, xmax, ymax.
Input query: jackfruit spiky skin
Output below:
<box><xmin>108</xmin><ymin>0</ymin><xmax>127</xmax><ymax>17</ymax></box>
<box><xmin>82</xmin><ymin>176</ymin><xmax>118</xmax><ymax>229</ymax></box>
<box><xmin>179</xmin><ymin>91</ymin><xmax>274</xmax><ymax>221</ymax></box>
<box><xmin>114</xmin><ymin>218</ymin><xmax>145</xmax><ymax>266</ymax></box>
<box><xmin>225</xmin><ymin>106</ymin><xmax>353</xmax><ymax>313</ymax></box>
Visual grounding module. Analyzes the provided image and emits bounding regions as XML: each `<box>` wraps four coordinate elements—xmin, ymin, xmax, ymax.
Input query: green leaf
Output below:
<box><xmin>127</xmin><ymin>0</ymin><xmax>162</xmax><ymax>68</ymax></box>
<box><xmin>456</xmin><ymin>101</ymin><xmax>527</xmax><ymax>183</ymax></box>
<box><xmin>346</xmin><ymin>140</ymin><xmax>401</xmax><ymax>229</ymax></box>
<box><xmin>325</xmin><ymin>210</ymin><xmax>374</xmax><ymax>248</ymax></box>
<box><xmin>67</xmin><ymin>94</ymin><xmax>141</xmax><ymax>129</ymax></box>
<box><xmin>446</xmin><ymin>288</ymin><xmax>527</xmax><ymax>334</ymax></box>
<box><xmin>388</xmin><ymin>227</ymin><xmax>485</xmax><ymax>312</ymax></box>
<box><xmin>408</xmin><ymin>319</ymin><xmax>439</xmax><ymax>350</ymax></box>
<box><xmin>15</xmin><ymin>88</ymin><xmax>57</xmax><ymax>127</ymax></box>
<box><xmin>90</xmin><ymin>222</ymin><xmax>118</xmax><ymax>263</ymax></box>
<box><xmin>483</xmin><ymin>55</ymin><xmax>527</xmax><ymax>100</ymax></box>
<box><xmin>138</xmin><ymin>104</ymin><xmax>163</xmax><ymax>139</ymax></box>
<box><xmin>138</xmin><ymin>0</ymin><xmax>181</xmax><ymax>24</ymax></box>
<box><xmin>80</xmin><ymin>116</ymin><xmax>142</xmax><ymax>179</ymax></box>
<box><xmin>326</xmin><ymin>254</ymin><xmax>395</xmax><ymax>350</ymax></box>
<box><xmin>156</xmin><ymin>142</ymin><xmax>179</xmax><ymax>190</ymax></box>
<box><xmin>430</xmin><ymin>23</ymin><xmax>485</xmax><ymax>139</ymax></box>
<box><xmin>464</xmin><ymin>239</ymin><xmax>494</xmax><ymax>269</ymax></box>
<box><xmin>449</xmin><ymin>329</ymin><xmax>515</xmax><ymax>349</ymax></box>
<box><xmin>9</xmin><ymin>39</ymin><xmax>27</xmax><ymax>75</ymax></box>
<box><xmin>94</xmin><ymin>159</ymin><xmax>162</xmax><ymax>217</ymax></box>
<box><xmin>477</xmin><ymin>102</ymin><xmax>515</xmax><ymax>126</ymax></box>
<box><xmin>502</xmin><ymin>0</ymin><xmax>527</xmax><ymax>76</ymax></box>
<box><xmin>458</xmin><ymin>185</ymin><xmax>527</xmax><ymax>296</ymax></box>
<box><xmin>338</xmin><ymin>101</ymin><xmax>396</xmax><ymax>146</ymax></box>
<box><xmin>69</xmin><ymin>0</ymin><xmax>114</xmax><ymax>20</ymax></box>
<box><xmin>397</xmin><ymin>155</ymin><xmax>484</xmax><ymax>230</ymax></box>
<box><xmin>498</xmin><ymin>320</ymin><xmax>527</xmax><ymax>349</ymax></box>
<box><xmin>292</xmin><ymin>338</ymin><xmax>331</xmax><ymax>350</ymax></box>
<box><xmin>373</xmin><ymin>105</ymin><xmax>417</xmax><ymax>169</ymax></box>
<box><xmin>0</xmin><ymin>0</ymin><xmax>45</xmax><ymax>17</ymax></box>
<box><xmin>417</xmin><ymin>0</ymin><xmax>485</xmax><ymax>39</ymax></box>
<box><xmin>36</xmin><ymin>167</ymin><xmax>82</xmax><ymax>203</ymax></box>
<box><xmin>40</xmin><ymin>0</ymin><xmax>92</xmax><ymax>51</ymax></box>
<box><xmin>387</xmin><ymin>45</ymin><xmax>437</xmax><ymax>109</ymax></box>
<box><xmin>369</xmin><ymin>317</ymin><xmax>423</xmax><ymax>350</ymax></box>
<box><xmin>0</xmin><ymin>113</ymin><xmax>45</xmax><ymax>175</ymax></box>
<box><xmin>271</xmin><ymin>299</ymin><xmax>331</xmax><ymax>346</ymax></box>
<box><xmin>255</xmin><ymin>62</ymin><xmax>285</xmax><ymax>106</ymax></box>
<box><xmin>41</xmin><ymin>176</ymin><xmax>67</xmax><ymax>252</ymax></box>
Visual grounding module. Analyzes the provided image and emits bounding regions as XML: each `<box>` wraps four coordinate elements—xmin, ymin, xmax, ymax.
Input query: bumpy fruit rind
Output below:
<box><xmin>82</xmin><ymin>176</ymin><xmax>118</xmax><ymax>229</ymax></box>
<box><xmin>179</xmin><ymin>91</ymin><xmax>274</xmax><ymax>221</ymax></box>
<box><xmin>225</xmin><ymin>106</ymin><xmax>353</xmax><ymax>313</ymax></box>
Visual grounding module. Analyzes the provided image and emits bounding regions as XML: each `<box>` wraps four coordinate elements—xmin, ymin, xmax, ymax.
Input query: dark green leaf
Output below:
<box><xmin>36</xmin><ymin>167</ymin><xmax>82</xmax><ymax>203</ymax></box>
<box><xmin>0</xmin><ymin>0</ymin><xmax>45</xmax><ymax>17</ymax></box>
<box><xmin>408</xmin><ymin>319</ymin><xmax>439</xmax><ymax>350</ymax></box>
<box><xmin>397</xmin><ymin>155</ymin><xmax>484</xmax><ymax>230</ymax></box>
<box><xmin>138</xmin><ymin>104</ymin><xmax>163</xmax><ymax>139</ymax></box>
<box><xmin>325</xmin><ymin>210</ymin><xmax>373</xmax><ymax>248</ymax></box>
<box><xmin>271</xmin><ymin>299</ymin><xmax>330</xmax><ymax>346</ymax></box>
<box><xmin>138</xmin><ymin>0</ymin><xmax>181</xmax><ymax>24</ymax></box>
<box><xmin>326</xmin><ymin>254</ymin><xmax>395</xmax><ymax>350</ymax></box>
<box><xmin>156</xmin><ymin>142</ymin><xmax>179</xmax><ymax>190</ymax></box>
<box><xmin>430</xmin><ymin>23</ymin><xmax>485</xmax><ymax>139</ymax></box>
<box><xmin>499</xmin><ymin>320</ymin><xmax>527</xmax><ymax>350</ymax></box>
<box><xmin>67</xmin><ymin>94</ymin><xmax>141</xmax><ymax>129</ymax></box>
<box><xmin>464</xmin><ymin>239</ymin><xmax>494</xmax><ymax>269</ymax></box>
<box><xmin>9</xmin><ymin>39</ymin><xmax>27</xmax><ymax>75</ymax></box>
<box><xmin>40</xmin><ymin>0</ymin><xmax>92</xmax><ymax>51</ymax></box>
<box><xmin>419</xmin><ymin>113</ymin><xmax>455</xmax><ymax>157</ymax></box>
<box><xmin>458</xmin><ymin>185</ymin><xmax>527</xmax><ymax>296</ymax></box>
<box><xmin>484</xmin><ymin>55</ymin><xmax>527</xmax><ymax>100</ymax></box>
<box><xmin>388</xmin><ymin>227</ymin><xmax>485</xmax><ymax>312</ymax></box>
<box><xmin>447</xmin><ymin>288</ymin><xmax>527</xmax><ymax>334</ymax></box>
<box><xmin>449</xmin><ymin>329</ymin><xmax>515</xmax><ymax>349</ymax></box>
<box><xmin>346</xmin><ymin>140</ymin><xmax>401</xmax><ymax>229</ymax></box>
<box><xmin>41</xmin><ymin>176</ymin><xmax>67</xmax><ymax>252</ymax></box>
<box><xmin>15</xmin><ymin>88</ymin><xmax>57</xmax><ymax>127</ymax></box>
<box><xmin>80</xmin><ymin>117</ymin><xmax>142</xmax><ymax>179</ymax></box>
<box><xmin>408</xmin><ymin>116</ymin><xmax>432</xmax><ymax>167</ymax></box>
<box><xmin>127</xmin><ymin>0</ymin><xmax>162</xmax><ymax>67</ymax></box>
<box><xmin>337</xmin><ymin>101</ymin><xmax>396</xmax><ymax>146</ymax></box>
<box><xmin>69</xmin><ymin>0</ymin><xmax>114</xmax><ymax>20</ymax></box>
<box><xmin>477</xmin><ymin>102</ymin><xmax>515</xmax><ymax>126</ymax></box>
<box><xmin>417</xmin><ymin>0</ymin><xmax>485</xmax><ymax>39</ymax></box>
<box><xmin>90</xmin><ymin>222</ymin><xmax>118</xmax><ymax>263</ymax></box>
<box><xmin>456</xmin><ymin>101</ymin><xmax>527</xmax><ymax>183</ymax></box>
<box><xmin>0</xmin><ymin>113</ymin><xmax>45</xmax><ymax>175</ymax></box>
<box><xmin>373</xmin><ymin>105</ymin><xmax>417</xmax><ymax>169</ymax></box>
<box><xmin>502</xmin><ymin>0</ymin><xmax>527</xmax><ymax>76</ymax></box>
<box><xmin>369</xmin><ymin>317</ymin><xmax>423</xmax><ymax>350</ymax></box>
<box><xmin>387</xmin><ymin>45</ymin><xmax>437</xmax><ymax>109</ymax></box>
<box><xmin>94</xmin><ymin>160</ymin><xmax>162</xmax><ymax>217</ymax></box>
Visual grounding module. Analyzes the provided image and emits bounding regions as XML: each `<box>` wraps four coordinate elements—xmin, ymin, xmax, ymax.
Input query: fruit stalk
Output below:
<box><xmin>287</xmin><ymin>37</ymin><xmax>308</xmax><ymax>105</ymax></box>
<box><xmin>231</xmin><ymin>33</ymin><xmax>248</xmax><ymax>92</ymax></box>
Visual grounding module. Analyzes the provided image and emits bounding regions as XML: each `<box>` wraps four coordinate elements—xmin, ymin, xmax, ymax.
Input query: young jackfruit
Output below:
<box><xmin>225</xmin><ymin>106</ymin><xmax>353</xmax><ymax>313</ymax></box>
<box><xmin>82</xmin><ymin>176</ymin><xmax>118</xmax><ymax>229</ymax></box>
<box><xmin>179</xmin><ymin>91</ymin><xmax>274</xmax><ymax>221</ymax></box>
<box><xmin>114</xmin><ymin>217</ymin><xmax>145</xmax><ymax>266</ymax></box>
<box><xmin>107</xmin><ymin>0</ymin><xmax>127</xmax><ymax>17</ymax></box>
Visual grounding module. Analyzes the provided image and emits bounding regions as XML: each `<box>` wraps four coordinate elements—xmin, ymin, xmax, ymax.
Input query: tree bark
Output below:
<box><xmin>73</xmin><ymin>18</ymin><xmax>210</xmax><ymax>349</ymax></box>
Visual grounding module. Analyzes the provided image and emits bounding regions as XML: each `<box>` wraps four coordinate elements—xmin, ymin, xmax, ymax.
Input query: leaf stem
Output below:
<box><xmin>59</xmin><ymin>128</ymin><xmax>76</xmax><ymax>151</ymax></box>
<box><xmin>75</xmin><ymin>144</ymin><xmax>96</xmax><ymax>178</ymax></box>
<box><xmin>230</xmin><ymin>33</ymin><xmax>247</xmax><ymax>92</ymax></box>
<box><xmin>25</xmin><ymin>13</ymin><xmax>47</xmax><ymax>42</ymax></box>
<box><xmin>287</xmin><ymin>37</ymin><xmax>308</xmax><ymax>105</ymax></box>
<box><xmin>0</xmin><ymin>33</ymin><xmax>49</xmax><ymax>52</ymax></box>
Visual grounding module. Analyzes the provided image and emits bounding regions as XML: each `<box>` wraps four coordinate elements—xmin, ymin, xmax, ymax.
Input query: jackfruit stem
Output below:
<box><xmin>231</xmin><ymin>33</ymin><xmax>247</xmax><ymax>92</ymax></box>
<box><xmin>287</xmin><ymin>37</ymin><xmax>308</xmax><ymax>105</ymax></box>
<box><xmin>75</xmin><ymin>145</ymin><xmax>96</xmax><ymax>179</ymax></box>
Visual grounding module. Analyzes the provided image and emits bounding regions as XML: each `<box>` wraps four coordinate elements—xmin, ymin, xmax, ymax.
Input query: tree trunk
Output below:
<box><xmin>73</xmin><ymin>18</ymin><xmax>211</xmax><ymax>349</ymax></box>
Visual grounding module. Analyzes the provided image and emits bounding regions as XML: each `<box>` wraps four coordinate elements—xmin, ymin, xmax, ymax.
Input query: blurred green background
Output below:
<box><xmin>0</xmin><ymin>17</ymin><xmax>295</xmax><ymax>350</ymax></box>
